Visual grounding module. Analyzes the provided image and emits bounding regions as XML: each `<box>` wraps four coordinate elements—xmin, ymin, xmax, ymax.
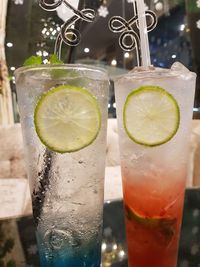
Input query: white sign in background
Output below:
<box><xmin>0</xmin><ymin>179</ymin><xmax>28</xmax><ymax>219</ymax></box>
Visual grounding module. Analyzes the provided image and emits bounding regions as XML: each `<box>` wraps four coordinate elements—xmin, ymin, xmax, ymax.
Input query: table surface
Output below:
<box><xmin>1</xmin><ymin>191</ymin><xmax>200</xmax><ymax>267</ymax></box>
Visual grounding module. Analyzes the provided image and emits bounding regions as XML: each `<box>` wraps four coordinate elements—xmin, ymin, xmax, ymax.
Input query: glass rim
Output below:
<box><xmin>14</xmin><ymin>63</ymin><xmax>109</xmax><ymax>78</ymax></box>
<box><xmin>114</xmin><ymin>64</ymin><xmax>196</xmax><ymax>82</ymax></box>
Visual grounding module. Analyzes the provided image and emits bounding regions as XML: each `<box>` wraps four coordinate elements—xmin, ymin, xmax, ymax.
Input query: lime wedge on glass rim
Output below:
<box><xmin>123</xmin><ymin>86</ymin><xmax>180</xmax><ymax>147</ymax></box>
<box><xmin>34</xmin><ymin>85</ymin><xmax>101</xmax><ymax>153</ymax></box>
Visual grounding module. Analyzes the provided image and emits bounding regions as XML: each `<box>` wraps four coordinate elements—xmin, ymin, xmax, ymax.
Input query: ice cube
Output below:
<box><xmin>171</xmin><ymin>62</ymin><xmax>190</xmax><ymax>73</ymax></box>
<box><xmin>129</xmin><ymin>65</ymin><xmax>155</xmax><ymax>74</ymax></box>
<box><xmin>44</xmin><ymin>228</ymin><xmax>81</xmax><ymax>250</ymax></box>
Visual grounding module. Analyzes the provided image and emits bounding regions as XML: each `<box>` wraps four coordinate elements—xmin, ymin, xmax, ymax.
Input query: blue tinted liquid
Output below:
<box><xmin>37</xmin><ymin>233</ymin><xmax>101</xmax><ymax>267</ymax></box>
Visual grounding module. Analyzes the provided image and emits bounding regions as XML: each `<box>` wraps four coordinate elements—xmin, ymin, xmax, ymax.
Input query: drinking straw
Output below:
<box><xmin>134</xmin><ymin>0</ymin><xmax>151</xmax><ymax>67</ymax></box>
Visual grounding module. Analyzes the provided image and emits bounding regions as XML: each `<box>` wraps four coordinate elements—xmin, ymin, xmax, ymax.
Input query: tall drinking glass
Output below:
<box><xmin>15</xmin><ymin>64</ymin><xmax>109</xmax><ymax>267</ymax></box>
<box><xmin>114</xmin><ymin>63</ymin><xmax>196</xmax><ymax>267</ymax></box>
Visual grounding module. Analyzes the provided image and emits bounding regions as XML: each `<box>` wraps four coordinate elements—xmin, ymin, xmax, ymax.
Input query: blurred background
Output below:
<box><xmin>2</xmin><ymin>0</ymin><xmax>200</xmax><ymax>121</ymax></box>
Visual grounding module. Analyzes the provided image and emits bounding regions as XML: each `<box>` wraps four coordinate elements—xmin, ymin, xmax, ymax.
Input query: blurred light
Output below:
<box><xmin>172</xmin><ymin>54</ymin><xmax>177</xmax><ymax>59</ymax></box>
<box><xmin>159</xmin><ymin>62</ymin><xmax>164</xmax><ymax>67</ymax></box>
<box><xmin>118</xmin><ymin>250</ymin><xmax>125</xmax><ymax>258</ymax></box>
<box><xmin>7</xmin><ymin>42</ymin><xmax>13</xmax><ymax>47</ymax></box>
<box><xmin>10</xmin><ymin>66</ymin><xmax>15</xmax><ymax>71</ymax></box>
<box><xmin>106</xmin><ymin>200</ymin><xmax>111</xmax><ymax>204</ymax></box>
<box><xmin>113</xmin><ymin>244</ymin><xmax>117</xmax><ymax>250</ymax></box>
<box><xmin>124</xmin><ymin>52</ymin><xmax>130</xmax><ymax>58</ymax></box>
<box><xmin>102</xmin><ymin>242</ymin><xmax>107</xmax><ymax>251</ymax></box>
<box><xmin>36</xmin><ymin>50</ymin><xmax>42</xmax><ymax>56</ymax></box>
<box><xmin>180</xmin><ymin>24</ymin><xmax>185</xmax><ymax>31</ymax></box>
<box><xmin>111</xmin><ymin>59</ymin><xmax>117</xmax><ymax>66</ymax></box>
<box><xmin>43</xmin><ymin>51</ymin><xmax>49</xmax><ymax>57</ymax></box>
<box><xmin>108</xmin><ymin>103</ymin><xmax>111</xmax><ymax>108</ymax></box>
<box><xmin>11</xmin><ymin>76</ymin><xmax>16</xmax><ymax>84</ymax></box>
<box><xmin>43</xmin><ymin>59</ymin><xmax>49</xmax><ymax>64</ymax></box>
<box><xmin>42</xmin><ymin>28</ymin><xmax>47</xmax><ymax>34</ymax></box>
<box><xmin>155</xmin><ymin>2</ymin><xmax>163</xmax><ymax>11</ymax></box>
<box><xmin>113</xmin><ymin>102</ymin><xmax>116</xmax><ymax>108</ymax></box>
<box><xmin>57</xmin><ymin>26</ymin><xmax>61</xmax><ymax>31</ymax></box>
<box><xmin>157</xmin><ymin>38</ymin><xmax>161</xmax><ymax>45</ymax></box>
<box><xmin>84</xmin><ymin>48</ymin><xmax>90</xmax><ymax>53</ymax></box>
<box><xmin>193</xmin><ymin>108</ymin><xmax>199</xmax><ymax>112</ymax></box>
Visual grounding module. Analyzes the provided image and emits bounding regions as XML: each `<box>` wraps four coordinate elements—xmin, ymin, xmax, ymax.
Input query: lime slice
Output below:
<box><xmin>34</xmin><ymin>85</ymin><xmax>101</xmax><ymax>153</ymax></box>
<box><xmin>123</xmin><ymin>86</ymin><xmax>180</xmax><ymax>147</ymax></box>
<box><xmin>125</xmin><ymin>205</ymin><xmax>176</xmax><ymax>245</ymax></box>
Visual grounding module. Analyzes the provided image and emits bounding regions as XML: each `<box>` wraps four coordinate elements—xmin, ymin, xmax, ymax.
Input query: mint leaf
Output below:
<box><xmin>49</xmin><ymin>54</ymin><xmax>63</xmax><ymax>64</ymax></box>
<box><xmin>23</xmin><ymin>56</ymin><xmax>42</xmax><ymax>66</ymax></box>
<box><xmin>23</xmin><ymin>54</ymin><xmax>63</xmax><ymax>67</ymax></box>
<box><xmin>22</xmin><ymin>54</ymin><xmax>65</xmax><ymax>78</ymax></box>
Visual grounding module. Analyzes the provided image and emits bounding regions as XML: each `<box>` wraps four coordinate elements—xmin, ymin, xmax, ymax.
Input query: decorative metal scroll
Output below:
<box><xmin>39</xmin><ymin>0</ymin><xmax>96</xmax><ymax>59</ymax></box>
<box><xmin>109</xmin><ymin>1</ymin><xmax>157</xmax><ymax>65</ymax></box>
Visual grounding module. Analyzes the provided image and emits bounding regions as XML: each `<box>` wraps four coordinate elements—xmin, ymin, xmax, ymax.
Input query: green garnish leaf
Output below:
<box><xmin>22</xmin><ymin>54</ymin><xmax>65</xmax><ymax>78</ymax></box>
<box><xmin>49</xmin><ymin>54</ymin><xmax>63</xmax><ymax>64</ymax></box>
<box><xmin>23</xmin><ymin>56</ymin><xmax>42</xmax><ymax>66</ymax></box>
<box><xmin>23</xmin><ymin>54</ymin><xmax>63</xmax><ymax>67</ymax></box>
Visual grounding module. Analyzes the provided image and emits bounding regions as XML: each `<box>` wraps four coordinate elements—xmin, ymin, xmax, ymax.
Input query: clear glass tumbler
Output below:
<box><xmin>114</xmin><ymin>63</ymin><xmax>196</xmax><ymax>267</ymax></box>
<box><xmin>15</xmin><ymin>64</ymin><xmax>109</xmax><ymax>267</ymax></box>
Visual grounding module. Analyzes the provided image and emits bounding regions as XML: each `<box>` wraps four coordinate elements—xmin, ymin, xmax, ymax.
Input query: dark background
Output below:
<box><xmin>5</xmin><ymin>0</ymin><xmax>200</xmax><ymax>119</ymax></box>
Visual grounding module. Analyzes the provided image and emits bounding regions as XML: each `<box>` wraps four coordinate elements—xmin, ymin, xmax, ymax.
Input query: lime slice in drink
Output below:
<box><xmin>125</xmin><ymin>205</ymin><xmax>176</xmax><ymax>245</ymax></box>
<box><xmin>34</xmin><ymin>85</ymin><xmax>101</xmax><ymax>153</ymax></box>
<box><xmin>123</xmin><ymin>86</ymin><xmax>180</xmax><ymax>147</ymax></box>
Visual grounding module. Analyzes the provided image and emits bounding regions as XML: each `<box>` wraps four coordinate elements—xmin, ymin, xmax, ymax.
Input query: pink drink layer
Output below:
<box><xmin>123</xmin><ymin>169</ymin><xmax>186</xmax><ymax>267</ymax></box>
